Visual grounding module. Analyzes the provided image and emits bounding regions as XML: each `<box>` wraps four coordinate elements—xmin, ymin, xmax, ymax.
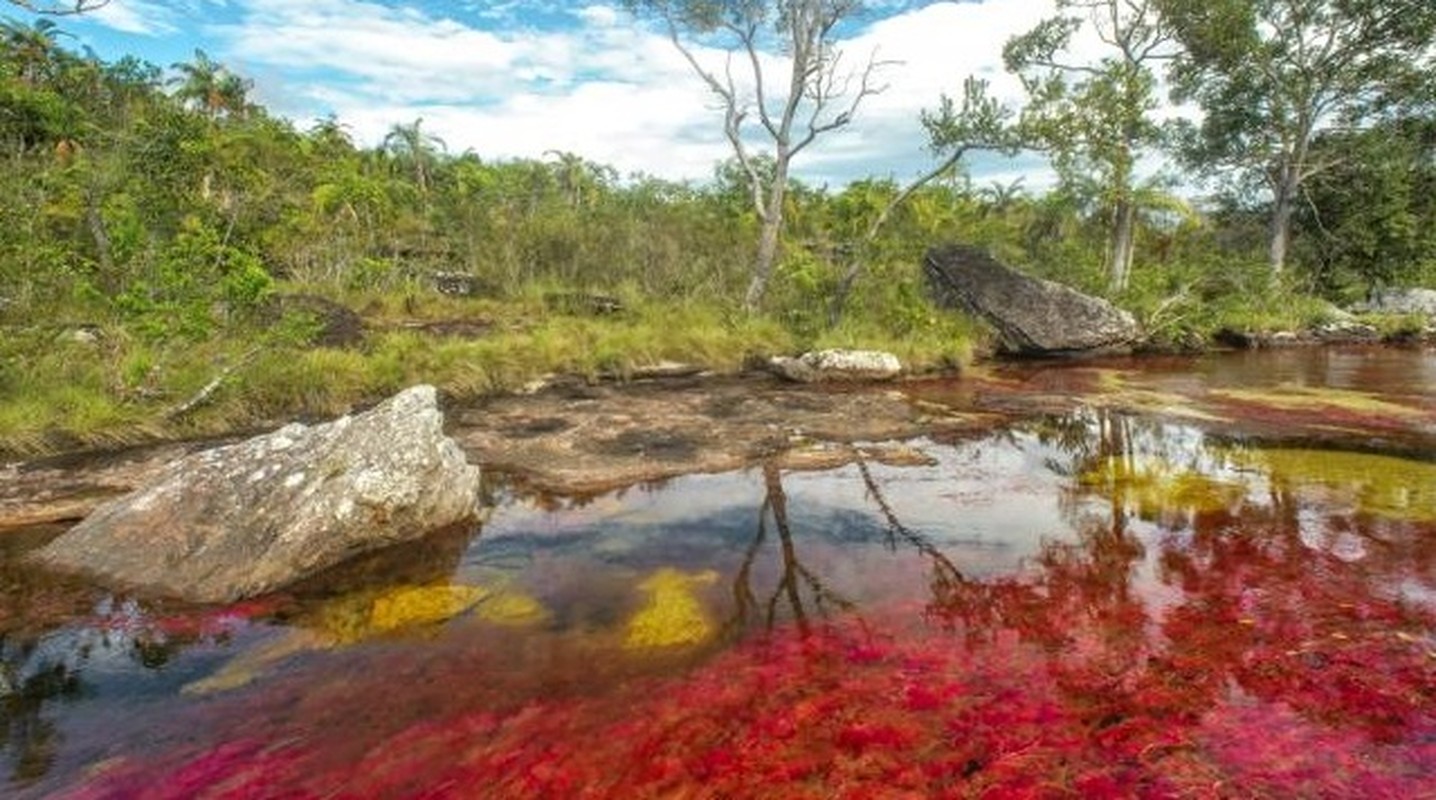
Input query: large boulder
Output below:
<box><xmin>924</xmin><ymin>244</ymin><xmax>1139</xmax><ymax>354</ymax></box>
<box><xmin>1351</xmin><ymin>287</ymin><xmax>1436</xmax><ymax>317</ymax></box>
<box><xmin>768</xmin><ymin>349</ymin><xmax>903</xmax><ymax>383</ymax></box>
<box><xmin>30</xmin><ymin>385</ymin><xmax>481</xmax><ymax>603</ymax></box>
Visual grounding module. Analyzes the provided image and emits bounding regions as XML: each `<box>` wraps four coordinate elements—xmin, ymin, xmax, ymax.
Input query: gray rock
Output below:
<box><xmin>924</xmin><ymin>245</ymin><xmax>1139</xmax><ymax>354</ymax></box>
<box><xmin>769</xmin><ymin>349</ymin><xmax>903</xmax><ymax>383</ymax></box>
<box><xmin>30</xmin><ymin>385</ymin><xmax>481</xmax><ymax>603</ymax></box>
<box><xmin>1351</xmin><ymin>287</ymin><xmax>1436</xmax><ymax>317</ymax></box>
<box><xmin>1313</xmin><ymin>319</ymin><xmax>1380</xmax><ymax>342</ymax></box>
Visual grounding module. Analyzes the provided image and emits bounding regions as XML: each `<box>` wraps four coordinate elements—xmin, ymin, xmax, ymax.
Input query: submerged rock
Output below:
<box><xmin>924</xmin><ymin>244</ymin><xmax>1139</xmax><ymax>354</ymax></box>
<box><xmin>30</xmin><ymin>385</ymin><xmax>482</xmax><ymax>603</ymax></box>
<box><xmin>768</xmin><ymin>349</ymin><xmax>903</xmax><ymax>383</ymax></box>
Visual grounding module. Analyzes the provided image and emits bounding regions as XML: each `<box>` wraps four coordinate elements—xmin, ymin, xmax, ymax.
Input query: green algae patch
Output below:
<box><xmin>1072</xmin><ymin>369</ymin><xmax>1229</xmax><ymax>424</ymax></box>
<box><xmin>624</xmin><ymin>568</ymin><xmax>719</xmax><ymax>650</ymax></box>
<box><xmin>1234</xmin><ymin>448</ymin><xmax>1436</xmax><ymax>522</ymax></box>
<box><xmin>1079</xmin><ymin>456</ymin><xmax>1248</xmax><ymax>518</ymax></box>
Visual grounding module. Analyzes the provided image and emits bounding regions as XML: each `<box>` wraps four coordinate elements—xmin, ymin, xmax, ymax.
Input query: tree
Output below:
<box><xmin>4</xmin><ymin>0</ymin><xmax>106</xmax><ymax>13</ymax></box>
<box><xmin>1158</xmin><ymin>0</ymin><xmax>1436</xmax><ymax>277</ymax></box>
<box><xmin>170</xmin><ymin>49</ymin><xmax>252</xmax><ymax>121</ymax></box>
<box><xmin>1005</xmin><ymin>0</ymin><xmax>1175</xmax><ymax>292</ymax></box>
<box><xmin>1296</xmin><ymin>118</ymin><xmax>1436</xmax><ymax>297</ymax></box>
<box><xmin>2</xmin><ymin>15</ymin><xmax>69</xmax><ymax>84</ymax></box>
<box><xmin>828</xmin><ymin>76</ymin><xmax>1020</xmax><ymax>322</ymax></box>
<box><xmin>382</xmin><ymin>117</ymin><xmax>445</xmax><ymax>198</ymax></box>
<box><xmin>625</xmin><ymin>0</ymin><xmax>888</xmax><ymax>313</ymax></box>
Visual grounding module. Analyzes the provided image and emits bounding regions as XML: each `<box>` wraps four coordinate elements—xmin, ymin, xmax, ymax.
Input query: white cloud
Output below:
<box><xmin>209</xmin><ymin>0</ymin><xmax>1171</xmax><ymax>187</ymax></box>
<box><xmin>89</xmin><ymin>0</ymin><xmax>181</xmax><ymax>36</ymax></box>
<box><xmin>576</xmin><ymin>5</ymin><xmax>621</xmax><ymax>28</ymax></box>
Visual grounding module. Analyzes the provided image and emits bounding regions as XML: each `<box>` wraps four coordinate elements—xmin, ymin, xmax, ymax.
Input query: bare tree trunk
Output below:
<box><xmin>84</xmin><ymin>188</ymin><xmax>114</xmax><ymax>288</ymax></box>
<box><xmin>744</xmin><ymin>163</ymin><xmax>789</xmax><ymax>314</ymax></box>
<box><xmin>1108</xmin><ymin>198</ymin><xmax>1136</xmax><ymax>293</ymax></box>
<box><xmin>745</xmin><ymin>211</ymin><xmax>783</xmax><ymax>313</ymax></box>
<box><xmin>1268</xmin><ymin>166</ymin><xmax>1298</xmax><ymax>278</ymax></box>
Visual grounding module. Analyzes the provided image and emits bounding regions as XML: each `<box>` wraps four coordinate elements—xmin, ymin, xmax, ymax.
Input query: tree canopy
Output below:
<box><xmin>1158</xmin><ymin>0</ymin><xmax>1436</xmax><ymax>276</ymax></box>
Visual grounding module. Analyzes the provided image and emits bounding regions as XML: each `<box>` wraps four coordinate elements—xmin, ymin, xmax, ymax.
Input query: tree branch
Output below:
<box><xmin>6</xmin><ymin>0</ymin><xmax>108</xmax><ymax>13</ymax></box>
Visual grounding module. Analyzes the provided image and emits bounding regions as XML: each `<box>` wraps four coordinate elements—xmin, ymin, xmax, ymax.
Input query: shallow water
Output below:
<box><xmin>4</xmin><ymin>347</ymin><xmax>1435</xmax><ymax>798</ymax></box>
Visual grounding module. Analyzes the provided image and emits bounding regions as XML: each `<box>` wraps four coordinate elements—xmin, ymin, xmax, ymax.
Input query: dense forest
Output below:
<box><xmin>1</xmin><ymin>0</ymin><xmax>1434</xmax><ymax>453</ymax></box>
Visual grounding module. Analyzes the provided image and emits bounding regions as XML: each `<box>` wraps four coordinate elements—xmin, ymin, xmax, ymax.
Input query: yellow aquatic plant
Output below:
<box><xmin>1235</xmin><ymin>448</ymin><xmax>1436</xmax><ymax>522</ymax></box>
<box><xmin>624</xmin><ymin>568</ymin><xmax>719</xmax><ymax>650</ymax></box>
<box><xmin>1080</xmin><ymin>456</ymin><xmax>1248</xmax><ymax>517</ymax></box>
<box><xmin>369</xmin><ymin>585</ymin><xmax>493</xmax><ymax>634</ymax></box>
<box><xmin>475</xmin><ymin>590</ymin><xmax>549</xmax><ymax>626</ymax></box>
<box><xmin>183</xmin><ymin>582</ymin><xmax>550</xmax><ymax>695</ymax></box>
<box><xmin>1211</xmin><ymin>386</ymin><xmax>1426</xmax><ymax>419</ymax></box>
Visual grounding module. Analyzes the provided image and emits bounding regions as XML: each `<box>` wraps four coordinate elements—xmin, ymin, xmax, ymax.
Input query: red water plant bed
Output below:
<box><xmin>64</xmin><ymin>566</ymin><xmax>1436</xmax><ymax>799</ymax></box>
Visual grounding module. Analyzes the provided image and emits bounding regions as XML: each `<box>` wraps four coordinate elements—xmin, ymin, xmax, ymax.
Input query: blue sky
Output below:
<box><xmin>22</xmin><ymin>0</ymin><xmax>1074</xmax><ymax>187</ymax></box>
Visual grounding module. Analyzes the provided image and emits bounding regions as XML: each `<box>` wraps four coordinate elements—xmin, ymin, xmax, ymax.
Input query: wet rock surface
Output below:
<box><xmin>452</xmin><ymin>374</ymin><xmax>994</xmax><ymax>496</ymax></box>
<box><xmin>28</xmin><ymin>386</ymin><xmax>481</xmax><ymax>603</ymax></box>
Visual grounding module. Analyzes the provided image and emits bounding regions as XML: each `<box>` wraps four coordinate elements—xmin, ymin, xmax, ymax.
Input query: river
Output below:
<box><xmin>4</xmin><ymin>346</ymin><xmax>1434</xmax><ymax>798</ymax></box>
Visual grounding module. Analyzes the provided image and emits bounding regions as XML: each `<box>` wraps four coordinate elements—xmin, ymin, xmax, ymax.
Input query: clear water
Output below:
<box><xmin>4</xmin><ymin>348</ymin><xmax>1434</xmax><ymax>798</ymax></box>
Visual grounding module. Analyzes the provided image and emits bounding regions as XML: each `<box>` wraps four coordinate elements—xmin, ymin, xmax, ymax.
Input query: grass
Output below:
<box><xmin>5</xmin><ymin>268</ymin><xmax>1418</xmax><ymax>460</ymax></box>
<box><xmin>6</xmin><ymin>285</ymin><xmax>966</xmax><ymax>458</ymax></box>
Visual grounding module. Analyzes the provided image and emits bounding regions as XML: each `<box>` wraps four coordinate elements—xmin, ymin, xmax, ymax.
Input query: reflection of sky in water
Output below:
<box><xmin>8</xmin><ymin>353</ymin><xmax>1436</xmax><ymax>797</ymax></box>
<box><xmin>475</xmin><ymin>431</ymin><xmax>1080</xmax><ymax>583</ymax></box>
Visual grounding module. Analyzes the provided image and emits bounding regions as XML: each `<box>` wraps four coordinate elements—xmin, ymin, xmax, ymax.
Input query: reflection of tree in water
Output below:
<box><xmin>1</xmin><ymin>632</ymin><xmax>88</xmax><ymax>787</ymax></box>
<box><xmin>727</xmin><ymin>409</ymin><xmax>1436</xmax><ymax>757</ymax></box>
<box><xmin>958</xmin><ymin>409</ymin><xmax>1436</xmax><ymax>747</ymax></box>
<box><xmin>0</xmin><ymin>629</ymin><xmax>94</xmax><ymax>787</ymax></box>
<box><xmin>722</xmin><ymin>462</ymin><xmax>857</xmax><ymax>639</ymax></box>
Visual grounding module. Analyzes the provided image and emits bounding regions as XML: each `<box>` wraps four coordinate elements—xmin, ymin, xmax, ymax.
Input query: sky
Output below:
<box><xmin>22</xmin><ymin>0</ymin><xmax>1108</xmax><ymax>189</ymax></box>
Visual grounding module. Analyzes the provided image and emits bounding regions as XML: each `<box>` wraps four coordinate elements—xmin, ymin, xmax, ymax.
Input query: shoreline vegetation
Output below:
<box><xmin>2</xmin><ymin>287</ymin><xmax>1430</xmax><ymax>461</ymax></box>
<box><xmin>3</xmin><ymin>10</ymin><xmax>1434</xmax><ymax>461</ymax></box>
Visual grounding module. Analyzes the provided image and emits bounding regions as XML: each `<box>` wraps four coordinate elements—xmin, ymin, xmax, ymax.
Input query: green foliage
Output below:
<box><xmin>1295</xmin><ymin>119</ymin><xmax>1436</xmax><ymax>298</ymax></box>
<box><xmin>1158</xmin><ymin>0</ymin><xmax>1436</xmax><ymax>273</ymax></box>
<box><xmin>1003</xmin><ymin>0</ymin><xmax>1175</xmax><ymax>291</ymax></box>
<box><xmin>1</xmin><ymin>11</ymin><xmax>1433</xmax><ymax>454</ymax></box>
<box><xmin>115</xmin><ymin>217</ymin><xmax>272</xmax><ymax>341</ymax></box>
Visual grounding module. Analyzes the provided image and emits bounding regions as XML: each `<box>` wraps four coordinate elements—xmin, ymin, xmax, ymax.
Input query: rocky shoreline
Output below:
<box><xmin>4</xmin><ymin>328</ymin><xmax>1433</xmax><ymax>536</ymax></box>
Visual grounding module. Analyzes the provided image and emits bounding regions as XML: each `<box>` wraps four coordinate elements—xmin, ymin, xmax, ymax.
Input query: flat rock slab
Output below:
<box><xmin>0</xmin><ymin>441</ymin><xmax>213</xmax><ymax>530</ymax></box>
<box><xmin>2</xmin><ymin>376</ymin><xmax>1000</xmax><ymax>531</ymax></box>
<box><xmin>452</xmin><ymin>375</ymin><xmax>995</xmax><ymax>496</ymax></box>
<box><xmin>29</xmin><ymin>386</ymin><xmax>481</xmax><ymax>603</ymax></box>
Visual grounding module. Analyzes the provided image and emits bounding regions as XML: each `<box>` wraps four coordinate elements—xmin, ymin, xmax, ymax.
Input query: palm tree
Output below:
<box><xmin>1</xmin><ymin>16</ymin><xmax>70</xmax><ymax>84</ymax></box>
<box><xmin>169</xmin><ymin>49</ymin><xmax>251</xmax><ymax>120</ymax></box>
<box><xmin>382</xmin><ymin>117</ymin><xmax>446</xmax><ymax>196</ymax></box>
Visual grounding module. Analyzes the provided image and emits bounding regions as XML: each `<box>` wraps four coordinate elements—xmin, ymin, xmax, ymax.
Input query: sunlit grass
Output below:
<box><xmin>0</xmin><ymin>283</ymin><xmax>980</xmax><ymax>458</ymax></box>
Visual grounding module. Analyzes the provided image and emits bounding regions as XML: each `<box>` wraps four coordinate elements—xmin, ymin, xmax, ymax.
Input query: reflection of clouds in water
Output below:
<box><xmin>1297</xmin><ymin>510</ymin><xmax>1369</xmax><ymax>563</ymax></box>
<box><xmin>471</xmin><ymin>433</ymin><xmax>1073</xmax><ymax>582</ymax></box>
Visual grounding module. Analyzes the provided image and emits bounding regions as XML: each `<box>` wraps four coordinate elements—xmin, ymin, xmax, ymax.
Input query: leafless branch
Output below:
<box><xmin>6</xmin><ymin>0</ymin><xmax>107</xmax><ymax>13</ymax></box>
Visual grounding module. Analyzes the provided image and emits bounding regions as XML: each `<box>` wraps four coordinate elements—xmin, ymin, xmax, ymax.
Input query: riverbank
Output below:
<box><xmin>2</xmin><ymin>285</ymin><xmax>1431</xmax><ymax>463</ymax></box>
<box><xmin>7</xmin><ymin>342</ymin><xmax>1434</xmax><ymax>534</ymax></box>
